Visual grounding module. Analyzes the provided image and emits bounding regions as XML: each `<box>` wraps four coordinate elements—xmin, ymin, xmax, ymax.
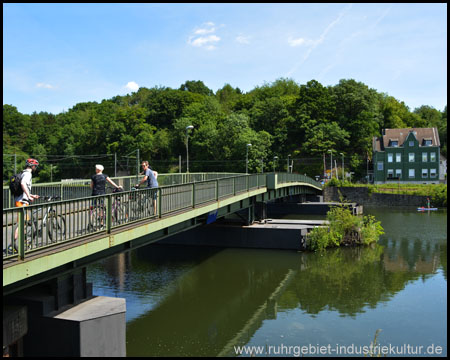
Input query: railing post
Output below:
<box><xmin>18</xmin><ymin>208</ymin><xmax>25</xmax><ymax>260</ymax></box>
<box><xmin>106</xmin><ymin>195</ymin><xmax>112</xmax><ymax>233</ymax></box>
<box><xmin>60</xmin><ymin>183</ymin><xmax>63</xmax><ymax>200</ymax></box>
<box><xmin>192</xmin><ymin>182</ymin><xmax>196</xmax><ymax>208</ymax></box>
<box><xmin>233</xmin><ymin>177</ymin><xmax>236</xmax><ymax>195</ymax></box>
<box><xmin>246</xmin><ymin>175</ymin><xmax>249</xmax><ymax>192</ymax></box>
<box><xmin>158</xmin><ymin>188</ymin><xmax>162</xmax><ymax>218</ymax></box>
<box><xmin>216</xmin><ymin>179</ymin><xmax>219</xmax><ymax>201</ymax></box>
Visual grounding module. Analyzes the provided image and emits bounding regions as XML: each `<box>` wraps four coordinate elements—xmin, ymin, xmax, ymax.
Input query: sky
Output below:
<box><xmin>3</xmin><ymin>3</ymin><xmax>447</xmax><ymax>115</ymax></box>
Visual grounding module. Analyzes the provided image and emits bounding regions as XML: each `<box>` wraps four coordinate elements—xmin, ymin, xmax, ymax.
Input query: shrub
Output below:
<box><xmin>306</xmin><ymin>206</ymin><xmax>384</xmax><ymax>251</ymax></box>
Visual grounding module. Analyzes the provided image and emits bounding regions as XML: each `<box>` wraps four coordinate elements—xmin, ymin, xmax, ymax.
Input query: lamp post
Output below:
<box><xmin>340</xmin><ymin>153</ymin><xmax>345</xmax><ymax>180</ymax></box>
<box><xmin>349</xmin><ymin>172</ymin><xmax>354</xmax><ymax>183</ymax></box>
<box><xmin>287</xmin><ymin>154</ymin><xmax>291</xmax><ymax>173</ymax></box>
<box><xmin>273</xmin><ymin>156</ymin><xmax>278</xmax><ymax>172</ymax></box>
<box><xmin>185</xmin><ymin>125</ymin><xmax>194</xmax><ymax>173</ymax></box>
<box><xmin>246</xmin><ymin>143</ymin><xmax>252</xmax><ymax>174</ymax></box>
<box><xmin>328</xmin><ymin>150</ymin><xmax>333</xmax><ymax>179</ymax></box>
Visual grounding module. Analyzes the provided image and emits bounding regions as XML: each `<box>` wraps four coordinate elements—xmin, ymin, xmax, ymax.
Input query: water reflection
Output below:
<box><xmin>86</xmin><ymin>207</ymin><xmax>447</xmax><ymax>357</ymax></box>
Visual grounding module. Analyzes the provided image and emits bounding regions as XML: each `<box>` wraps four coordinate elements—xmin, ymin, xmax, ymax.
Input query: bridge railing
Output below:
<box><xmin>276</xmin><ymin>173</ymin><xmax>322</xmax><ymax>188</ymax></box>
<box><xmin>2</xmin><ymin>173</ymin><xmax>241</xmax><ymax>209</ymax></box>
<box><xmin>3</xmin><ymin>174</ymin><xmax>266</xmax><ymax>260</ymax></box>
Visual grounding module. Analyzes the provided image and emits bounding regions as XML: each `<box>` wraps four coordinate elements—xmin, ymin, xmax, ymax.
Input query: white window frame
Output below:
<box><xmin>388</xmin><ymin>153</ymin><xmax>393</xmax><ymax>163</ymax></box>
<box><xmin>409</xmin><ymin>153</ymin><xmax>415</xmax><ymax>162</ymax></box>
<box><xmin>422</xmin><ymin>169</ymin><xmax>428</xmax><ymax>178</ymax></box>
<box><xmin>387</xmin><ymin>169</ymin><xmax>394</xmax><ymax>178</ymax></box>
<box><xmin>377</xmin><ymin>162</ymin><xmax>383</xmax><ymax>171</ymax></box>
<box><xmin>395</xmin><ymin>169</ymin><xmax>402</xmax><ymax>178</ymax></box>
<box><xmin>409</xmin><ymin>169</ymin><xmax>415</xmax><ymax>178</ymax></box>
<box><xmin>430</xmin><ymin>168</ymin><xmax>437</xmax><ymax>178</ymax></box>
<box><xmin>422</xmin><ymin>152</ymin><xmax>428</xmax><ymax>162</ymax></box>
<box><xmin>409</xmin><ymin>141</ymin><xmax>414</xmax><ymax>147</ymax></box>
<box><xmin>430</xmin><ymin>152</ymin><xmax>436</xmax><ymax>162</ymax></box>
<box><xmin>396</xmin><ymin>153</ymin><xmax>401</xmax><ymax>162</ymax></box>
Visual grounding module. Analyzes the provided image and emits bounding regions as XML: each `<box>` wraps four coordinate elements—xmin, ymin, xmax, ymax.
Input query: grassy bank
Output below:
<box><xmin>324</xmin><ymin>179</ymin><xmax>447</xmax><ymax>207</ymax></box>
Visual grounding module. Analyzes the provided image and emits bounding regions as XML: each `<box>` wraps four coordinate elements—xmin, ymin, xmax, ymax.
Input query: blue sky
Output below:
<box><xmin>3</xmin><ymin>3</ymin><xmax>447</xmax><ymax>115</ymax></box>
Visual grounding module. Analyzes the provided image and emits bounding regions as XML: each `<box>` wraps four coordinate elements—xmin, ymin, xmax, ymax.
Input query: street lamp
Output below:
<box><xmin>349</xmin><ymin>172</ymin><xmax>354</xmax><ymax>183</ymax></box>
<box><xmin>328</xmin><ymin>150</ymin><xmax>333</xmax><ymax>179</ymax></box>
<box><xmin>340</xmin><ymin>153</ymin><xmax>345</xmax><ymax>180</ymax></box>
<box><xmin>273</xmin><ymin>156</ymin><xmax>278</xmax><ymax>172</ymax></box>
<box><xmin>246</xmin><ymin>143</ymin><xmax>252</xmax><ymax>174</ymax></box>
<box><xmin>287</xmin><ymin>154</ymin><xmax>291</xmax><ymax>173</ymax></box>
<box><xmin>185</xmin><ymin>125</ymin><xmax>194</xmax><ymax>173</ymax></box>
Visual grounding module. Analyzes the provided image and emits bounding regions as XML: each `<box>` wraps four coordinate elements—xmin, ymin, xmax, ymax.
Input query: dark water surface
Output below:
<box><xmin>86</xmin><ymin>207</ymin><xmax>447</xmax><ymax>357</ymax></box>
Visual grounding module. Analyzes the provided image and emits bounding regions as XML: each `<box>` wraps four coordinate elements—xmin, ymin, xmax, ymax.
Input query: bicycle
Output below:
<box><xmin>5</xmin><ymin>196</ymin><xmax>66</xmax><ymax>254</ymax></box>
<box><xmin>129</xmin><ymin>185</ymin><xmax>155</xmax><ymax>220</ymax></box>
<box><xmin>87</xmin><ymin>187</ymin><xmax>128</xmax><ymax>231</ymax></box>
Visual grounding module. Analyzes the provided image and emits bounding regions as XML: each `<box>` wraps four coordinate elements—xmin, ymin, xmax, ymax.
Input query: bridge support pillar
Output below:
<box><xmin>254</xmin><ymin>202</ymin><xmax>267</xmax><ymax>221</ymax></box>
<box><xmin>3</xmin><ymin>267</ymin><xmax>126</xmax><ymax>357</ymax></box>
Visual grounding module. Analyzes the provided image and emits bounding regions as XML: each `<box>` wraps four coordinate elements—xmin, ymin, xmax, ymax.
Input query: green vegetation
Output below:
<box><xmin>3</xmin><ymin>78</ymin><xmax>447</xmax><ymax>183</ymax></box>
<box><xmin>306</xmin><ymin>205</ymin><xmax>384</xmax><ymax>252</ymax></box>
<box><xmin>325</xmin><ymin>181</ymin><xmax>447</xmax><ymax>207</ymax></box>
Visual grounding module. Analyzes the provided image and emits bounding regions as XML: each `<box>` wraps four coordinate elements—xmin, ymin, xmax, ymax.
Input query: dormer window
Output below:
<box><xmin>389</xmin><ymin>139</ymin><xmax>398</xmax><ymax>147</ymax></box>
<box><xmin>422</xmin><ymin>138</ymin><xmax>432</xmax><ymax>146</ymax></box>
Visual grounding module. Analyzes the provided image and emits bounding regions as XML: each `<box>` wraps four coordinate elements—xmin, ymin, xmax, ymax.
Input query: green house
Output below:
<box><xmin>373</xmin><ymin>128</ymin><xmax>440</xmax><ymax>184</ymax></box>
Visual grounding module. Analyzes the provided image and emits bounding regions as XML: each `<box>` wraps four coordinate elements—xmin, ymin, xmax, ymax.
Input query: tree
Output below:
<box><xmin>179</xmin><ymin>80</ymin><xmax>214</xmax><ymax>96</ymax></box>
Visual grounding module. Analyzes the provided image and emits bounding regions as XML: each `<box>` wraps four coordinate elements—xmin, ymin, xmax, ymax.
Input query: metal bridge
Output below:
<box><xmin>3</xmin><ymin>172</ymin><xmax>321</xmax><ymax>293</ymax></box>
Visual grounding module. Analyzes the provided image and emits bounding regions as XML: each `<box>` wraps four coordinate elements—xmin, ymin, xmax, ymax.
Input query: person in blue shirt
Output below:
<box><xmin>135</xmin><ymin>161</ymin><xmax>159</xmax><ymax>214</ymax></box>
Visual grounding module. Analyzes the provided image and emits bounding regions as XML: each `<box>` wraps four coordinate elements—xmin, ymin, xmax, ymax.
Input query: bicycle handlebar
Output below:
<box><xmin>41</xmin><ymin>196</ymin><xmax>61</xmax><ymax>201</ymax></box>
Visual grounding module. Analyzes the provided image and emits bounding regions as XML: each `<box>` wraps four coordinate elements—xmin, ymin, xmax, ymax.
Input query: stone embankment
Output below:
<box><xmin>323</xmin><ymin>187</ymin><xmax>431</xmax><ymax>207</ymax></box>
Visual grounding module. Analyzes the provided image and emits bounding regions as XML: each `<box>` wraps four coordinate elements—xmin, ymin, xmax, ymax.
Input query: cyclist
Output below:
<box><xmin>11</xmin><ymin>158</ymin><xmax>40</xmax><ymax>253</ymax></box>
<box><xmin>90</xmin><ymin>164</ymin><xmax>122</xmax><ymax>200</ymax></box>
<box><xmin>135</xmin><ymin>161</ymin><xmax>159</xmax><ymax>214</ymax></box>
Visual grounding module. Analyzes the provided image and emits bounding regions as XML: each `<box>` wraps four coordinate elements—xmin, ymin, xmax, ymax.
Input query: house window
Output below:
<box><xmin>377</xmin><ymin>162</ymin><xmax>383</xmax><ymax>171</ymax></box>
<box><xmin>396</xmin><ymin>153</ymin><xmax>401</xmax><ymax>162</ymax></box>
<box><xmin>409</xmin><ymin>153</ymin><xmax>415</xmax><ymax>162</ymax></box>
<box><xmin>389</xmin><ymin>140</ymin><xmax>398</xmax><ymax>147</ymax></box>
<box><xmin>409</xmin><ymin>141</ymin><xmax>414</xmax><ymax>147</ymax></box>
<box><xmin>388</xmin><ymin>153</ymin><xmax>393</xmax><ymax>163</ymax></box>
<box><xmin>423</xmin><ymin>139</ymin><xmax>432</xmax><ymax>146</ymax></box>
<box><xmin>387</xmin><ymin>169</ymin><xmax>394</xmax><ymax>178</ymax></box>
<box><xmin>422</xmin><ymin>152</ymin><xmax>428</xmax><ymax>162</ymax></box>
<box><xmin>395</xmin><ymin>169</ymin><xmax>402</xmax><ymax>178</ymax></box>
<box><xmin>430</xmin><ymin>169</ymin><xmax>437</xmax><ymax>178</ymax></box>
<box><xmin>409</xmin><ymin>169</ymin><xmax>415</xmax><ymax>178</ymax></box>
<box><xmin>430</xmin><ymin>152</ymin><xmax>436</xmax><ymax>162</ymax></box>
<box><xmin>422</xmin><ymin>169</ymin><xmax>428</xmax><ymax>178</ymax></box>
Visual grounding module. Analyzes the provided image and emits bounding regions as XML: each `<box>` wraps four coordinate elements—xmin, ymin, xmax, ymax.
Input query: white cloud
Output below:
<box><xmin>125</xmin><ymin>81</ymin><xmax>139</xmax><ymax>91</ymax></box>
<box><xmin>188</xmin><ymin>22</ymin><xmax>221</xmax><ymax>50</ymax></box>
<box><xmin>36</xmin><ymin>82</ymin><xmax>54</xmax><ymax>89</ymax></box>
<box><xmin>288</xmin><ymin>37</ymin><xmax>309</xmax><ymax>47</ymax></box>
<box><xmin>236</xmin><ymin>35</ymin><xmax>251</xmax><ymax>44</ymax></box>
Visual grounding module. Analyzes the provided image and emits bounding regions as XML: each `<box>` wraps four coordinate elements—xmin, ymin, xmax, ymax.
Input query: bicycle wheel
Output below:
<box><xmin>113</xmin><ymin>203</ymin><xmax>129</xmax><ymax>224</ymax></box>
<box><xmin>25</xmin><ymin>220</ymin><xmax>37</xmax><ymax>249</ymax></box>
<box><xmin>47</xmin><ymin>211</ymin><xmax>66</xmax><ymax>242</ymax></box>
<box><xmin>88</xmin><ymin>206</ymin><xmax>105</xmax><ymax>231</ymax></box>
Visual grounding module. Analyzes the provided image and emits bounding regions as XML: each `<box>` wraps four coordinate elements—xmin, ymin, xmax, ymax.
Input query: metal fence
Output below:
<box><xmin>3</xmin><ymin>174</ymin><xmax>269</xmax><ymax>260</ymax></box>
<box><xmin>3</xmin><ymin>173</ymin><xmax>241</xmax><ymax>209</ymax></box>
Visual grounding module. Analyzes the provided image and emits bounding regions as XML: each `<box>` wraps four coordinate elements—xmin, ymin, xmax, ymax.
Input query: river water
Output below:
<box><xmin>86</xmin><ymin>206</ymin><xmax>447</xmax><ymax>357</ymax></box>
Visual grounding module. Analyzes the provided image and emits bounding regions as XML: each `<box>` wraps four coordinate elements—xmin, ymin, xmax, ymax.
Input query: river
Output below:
<box><xmin>86</xmin><ymin>206</ymin><xmax>447</xmax><ymax>357</ymax></box>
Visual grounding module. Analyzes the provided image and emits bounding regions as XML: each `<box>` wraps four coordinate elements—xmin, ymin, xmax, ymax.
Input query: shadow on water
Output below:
<box><xmin>86</xmin><ymin>207</ymin><xmax>447</xmax><ymax>357</ymax></box>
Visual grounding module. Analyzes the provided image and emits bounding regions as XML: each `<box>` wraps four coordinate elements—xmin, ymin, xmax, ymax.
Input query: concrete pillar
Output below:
<box><xmin>4</xmin><ymin>267</ymin><xmax>127</xmax><ymax>357</ymax></box>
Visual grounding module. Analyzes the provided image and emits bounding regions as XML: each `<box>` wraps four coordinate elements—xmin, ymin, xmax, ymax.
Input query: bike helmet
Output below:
<box><xmin>26</xmin><ymin>158</ymin><xmax>39</xmax><ymax>167</ymax></box>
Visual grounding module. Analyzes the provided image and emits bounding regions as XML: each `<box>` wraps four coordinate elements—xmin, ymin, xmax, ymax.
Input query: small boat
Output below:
<box><xmin>417</xmin><ymin>207</ymin><xmax>439</xmax><ymax>211</ymax></box>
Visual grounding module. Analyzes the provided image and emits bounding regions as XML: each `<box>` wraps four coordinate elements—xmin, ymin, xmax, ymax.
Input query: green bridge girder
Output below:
<box><xmin>3</xmin><ymin>173</ymin><xmax>321</xmax><ymax>294</ymax></box>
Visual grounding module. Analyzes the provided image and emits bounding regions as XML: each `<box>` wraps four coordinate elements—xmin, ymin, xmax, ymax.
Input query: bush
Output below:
<box><xmin>306</xmin><ymin>205</ymin><xmax>384</xmax><ymax>251</ymax></box>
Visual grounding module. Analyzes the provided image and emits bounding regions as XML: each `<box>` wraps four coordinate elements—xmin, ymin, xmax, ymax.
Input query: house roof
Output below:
<box><xmin>373</xmin><ymin>127</ymin><xmax>440</xmax><ymax>151</ymax></box>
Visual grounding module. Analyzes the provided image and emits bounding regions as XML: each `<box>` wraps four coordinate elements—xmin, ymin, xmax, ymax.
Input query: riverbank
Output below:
<box><xmin>323</xmin><ymin>186</ymin><xmax>446</xmax><ymax>207</ymax></box>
